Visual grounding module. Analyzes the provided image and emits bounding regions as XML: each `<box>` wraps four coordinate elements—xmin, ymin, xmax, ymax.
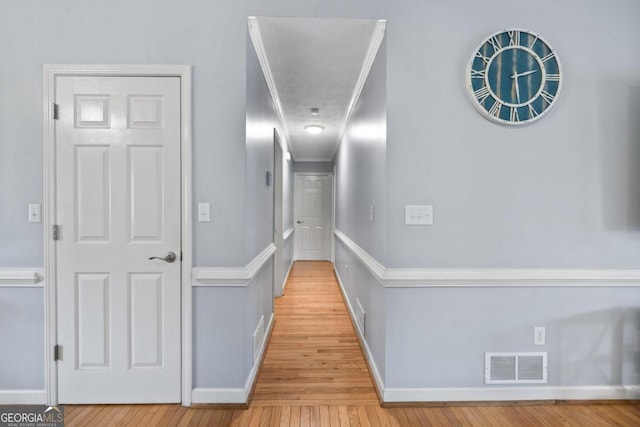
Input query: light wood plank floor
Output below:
<box><xmin>65</xmin><ymin>261</ymin><xmax>640</xmax><ymax>426</ymax></box>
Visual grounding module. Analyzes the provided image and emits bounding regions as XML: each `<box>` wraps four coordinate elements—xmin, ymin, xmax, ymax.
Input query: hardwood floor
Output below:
<box><xmin>64</xmin><ymin>261</ymin><xmax>640</xmax><ymax>426</ymax></box>
<box><xmin>251</xmin><ymin>261</ymin><xmax>378</xmax><ymax>406</ymax></box>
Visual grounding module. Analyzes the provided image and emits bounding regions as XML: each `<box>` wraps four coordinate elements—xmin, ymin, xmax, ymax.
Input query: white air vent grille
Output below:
<box><xmin>355</xmin><ymin>298</ymin><xmax>365</xmax><ymax>335</ymax></box>
<box><xmin>253</xmin><ymin>315</ymin><xmax>265</xmax><ymax>364</ymax></box>
<box><xmin>485</xmin><ymin>352</ymin><xmax>547</xmax><ymax>384</ymax></box>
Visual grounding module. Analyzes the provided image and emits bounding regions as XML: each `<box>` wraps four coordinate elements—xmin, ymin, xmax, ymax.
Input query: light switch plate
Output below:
<box><xmin>198</xmin><ymin>203</ymin><xmax>211</xmax><ymax>222</ymax></box>
<box><xmin>405</xmin><ymin>205</ymin><xmax>433</xmax><ymax>225</ymax></box>
<box><xmin>534</xmin><ymin>326</ymin><xmax>546</xmax><ymax>346</ymax></box>
<box><xmin>28</xmin><ymin>204</ymin><xmax>41</xmax><ymax>223</ymax></box>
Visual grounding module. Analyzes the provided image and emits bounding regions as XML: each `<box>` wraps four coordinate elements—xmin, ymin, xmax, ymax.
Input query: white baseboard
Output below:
<box><xmin>281</xmin><ymin>259</ymin><xmax>294</xmax><ymax>295</ymax></box>
<box><xmin>191</xmin><ymin>388</ymin><xmax>247</xmax><ymax>404</ymax></box>
<box><xmin>0</xmin><ymin>390</ymin><xmax>46</xmax><ymax>404</ymax></box>
<box><xmin>191</xmin><ymin>313</ymin><xmax>275</xmax><ymax>404</ymax></box>
<box><xmin>383</xmin><ymin>385</ymin><xmax>640</xmax><ymax>403</ymax></box>
<box><xmin>333</xmin><ymin>267</ymin><xmax>385</xmax><ymax>397</ymax></box>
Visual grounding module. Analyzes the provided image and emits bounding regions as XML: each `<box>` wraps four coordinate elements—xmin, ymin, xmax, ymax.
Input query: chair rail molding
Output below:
<box><xmin>193</xmin><ymin>243</ymin><xmax>276</xmax><ymax>286</ymax></box>
<box><xmin>334</xmin><ymin>229</ymin><xmax>640</xmax><ymax>287</ymax></box>
<box><xmin>283</xmin><ymin>227</ymin><xmax>294</xmax><ymax>242</ymax></box>
<box><xmin>0</xmin><ymin>269</ymin><xmax>44</xmax><ymax>286</ymax></box>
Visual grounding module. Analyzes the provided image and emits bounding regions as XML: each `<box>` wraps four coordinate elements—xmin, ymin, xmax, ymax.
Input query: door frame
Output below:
<box><xmin>43</xmin><ymin>65</ymin><xmax>193</xmax><ymax>406</ymax></box>
<box><xmin>293</xmin><ymin>172</ymin><xmax>335</xmax><ymax>261</ymax></box>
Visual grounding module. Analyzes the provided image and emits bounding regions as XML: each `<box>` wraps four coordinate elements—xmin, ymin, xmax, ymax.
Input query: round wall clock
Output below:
<box><xmin>466</xmin><ymin>29</ymin><xmax>562</xmax><ymax>125</ymax></box>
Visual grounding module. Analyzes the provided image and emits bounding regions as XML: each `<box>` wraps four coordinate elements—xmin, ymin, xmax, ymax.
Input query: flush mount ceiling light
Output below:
<box><xmin>304</xmin><ymin>124</ymin><xmax>324</xmax><ymax>135</ymax></box>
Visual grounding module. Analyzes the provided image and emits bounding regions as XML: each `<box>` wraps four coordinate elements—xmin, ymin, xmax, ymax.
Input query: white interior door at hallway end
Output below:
<box><xmin>295</xmin><ymin>174</ymin><xmax>332</xmax><ymax>261</ymax></box>
<box><xmin>55</xmin><ymin>76</ymin><xmax>181</xmax><ymax>403</ymax></box>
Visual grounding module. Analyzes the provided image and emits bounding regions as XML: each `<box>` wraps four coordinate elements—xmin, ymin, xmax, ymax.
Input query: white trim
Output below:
<box><xmin>191</xmin><ymin>313</ymin><xmax>275</xmax><ymax>404</ymax></box>
<box><xmin>247</xmin><ymin>17</ymin><xmax>293</xmax><ymax>159</ymax></box>
<box><xmin>333</xmin><ymin>266</ymin><xmax>385</xmax><ymax>398</ymax></box>
<box><xmin>179</xmin><ymin>67</ymin><xmax>194</xmax><ymax>407</ymax></box>
<box><xmin>281</xmin><ymin>257</ymin><xmax>294</xmax><ymax>295</ymax></box>
<box><xmin>0</xmin><ymin>390</ymin><xmax>46</xmax><ymax>405</ymax></box>
<box><xmin>334</xmin><ymin>229</ymin><xmax>385</xmax><ymax>279</ymax></box>
<box><xmin>192</xmin><ymin>388</ymin><xmax>248</xmax><ymax>405</ymax></box>
<box><xmin>335</xmin><ymin>229</ymin><xmax>640</xmax><ymax>287</ymax></box>
<box><xmin>281</xmin><ymin>230</ymin><xmax>295</xmax><ymax>295</ymax></box>
<box><xmin>0</xmin><ymin>269</ymin><xmax>44</xmax><ymax>286</ymax></box>
<box><xmin>293</xmin><ymin>156</ymin><xmax>337</xmax><ymax>162</ymax></box>
<box><xmin>283</xmin><ymin>226</ymin><xmax>294</xmax><ymax>242</ymax></box>
<box><xmin>383</xmin><ymin>385</ymin><xmax>640</xmax><ymax>403</ymax></box>
<box><xmin>192</xmin><ymin>244</ymin><xmax>276</xmax><ymax>286</ymax></box>
<box><xmin>43</xmin><ymin>64</ymin><xmax>193</xmax><ymax>406</ymax></box>
<box><xmin>331</xmin><ymin>19</ymin><xmax>386</xmax><ymax>160</ymax></box>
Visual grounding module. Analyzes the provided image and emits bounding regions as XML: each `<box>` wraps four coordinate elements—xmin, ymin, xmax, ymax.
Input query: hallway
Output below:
<box><xmin>62</xmin><ymin>261</ymin><xmax>640</xmax><ymax>425</ymax></box>
<box><xmin>252</xmin><ymin>261</ymin><xmax>379</xmax><ymax>406</ymax></box>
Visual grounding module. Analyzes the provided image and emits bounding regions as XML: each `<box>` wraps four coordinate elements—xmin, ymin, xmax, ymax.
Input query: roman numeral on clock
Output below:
<box><xmin>487</xmin><ymin>36</ymin><xmax>502</xmax><ymax>52</ymax></box>
<box><xmin>488</xmin><ymin>100</ymin><xmax>502</xmax><ymax>117</ymax></box>
<box><xmin>540</xmin><ymin>90</ymin><xmax>555</xmax><ymax>105</ymax></box>
<box><xmin>470</xmin><ymin>68</ymin><xmax>486</xmax><ymax>79</ymax></box>
<box><xmin>508</xmin><ymin>30</ymin><xmax>520</xmax><ymax>46</ymax></box>
<box><xmin>473</xmin><ymin>86</ymin><xmax>491</xmax><ymax>104</ymax></box>
<box><xmin>541</xmin><ymin>52</ymin><xmax>556</xmax><ymax>63</ymax></box>
<box><xmin>475</xmin><ymin>51</ymin><xmax>490</xmax><ymax>64</ymax></box>
<box><xmin>510</xmin><ymin>107</ymin><xmax>519</xmax><ymax>122</ymax></box>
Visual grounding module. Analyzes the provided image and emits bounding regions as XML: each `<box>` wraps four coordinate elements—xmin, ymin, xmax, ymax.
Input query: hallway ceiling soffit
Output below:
<box><xmin>252</xmin><ymin>16</ymin><xmax>385</xmax><ymax>162</ymax></box>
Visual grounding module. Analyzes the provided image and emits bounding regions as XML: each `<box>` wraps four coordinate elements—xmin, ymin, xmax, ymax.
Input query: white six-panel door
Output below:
<box><xmin>294</xmin><ymin>174</ymin><xmax>332</xmax><ymax>261</ymax></box>
<box><xmin>55</xmin><ymin>76</ymin><xmax>182</xmax><ymax>403</ymax></box>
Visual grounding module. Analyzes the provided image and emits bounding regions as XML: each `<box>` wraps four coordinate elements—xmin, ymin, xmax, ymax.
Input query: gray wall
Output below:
<box><xmin>245</xmin><ymin>34</ymin><xmax>276</xmax><ymax>260</ymax></box>
<box><xmin>334</xmin><ymin>38</ymin><xmax>387</xmax><ymax>380</ymax></box>
<box><xmin>335</xmin><ymin>39</ymin><xmax>386</xmax><ymax>262</ymax></box>
<box><xmin>386</xmin><ymin>287</ymin><xmax>640</xmax><ymax>388</ymax></box>
<box><xmin>383</xmin><ymin>0</ymin><xmax>640</xmax><ymax>268</ymax></box>
<box><xmin>0</xmin><ymin>287</ymin><xmax>43</xmax><ymax>389</ymax></box>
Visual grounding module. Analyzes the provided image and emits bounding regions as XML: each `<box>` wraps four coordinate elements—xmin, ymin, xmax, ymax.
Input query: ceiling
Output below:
<box><xmin>253</xmin><ymin>16</ymin><xmax>384</xmax><ymax>162</ymax></box>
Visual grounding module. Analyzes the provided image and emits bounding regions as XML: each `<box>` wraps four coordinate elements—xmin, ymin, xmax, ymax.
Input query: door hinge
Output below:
<box><xmin>54</xmin><ymin>344</ymin><xmax>62</xmax><ymax>361</ymax></box>
<box><xmin>180</xmin><ymin>251</ymin><xmax>183</xmax><ymax>262</ymax></box>
<box><xmin>53</xmin><ymin>103</ymin><xmax>59</xmax><ymax>120</ymax></box>
<box><xmin>52</xmin><ymin>225</ymin><xmax>59</xmax><ymax>241</ymax></box>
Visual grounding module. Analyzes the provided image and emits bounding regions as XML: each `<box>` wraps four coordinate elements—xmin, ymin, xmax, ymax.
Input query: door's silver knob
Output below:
<box><xmin>149</xmin><ymin>251</ymin><xmax>177</xmax><ymax>263</ymax></box>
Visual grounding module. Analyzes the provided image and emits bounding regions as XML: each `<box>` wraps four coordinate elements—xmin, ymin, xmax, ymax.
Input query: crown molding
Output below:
<box><xmin>247</xmin><ymin>17</ymin><xmax>293</xmax><ymax>158</ymax></box>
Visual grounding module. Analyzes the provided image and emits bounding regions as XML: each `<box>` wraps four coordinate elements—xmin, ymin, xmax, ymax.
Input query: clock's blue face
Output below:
<box><xmin>468</xmin><ymin>30</ymin><xmax>562</xmax><ymax>124</ymax></box>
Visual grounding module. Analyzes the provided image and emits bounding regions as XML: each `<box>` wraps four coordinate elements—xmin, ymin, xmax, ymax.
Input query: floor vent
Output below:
<box><xmin>253</xmin><ymin>315</ymin><xmax>265</xmax><ymax>364</ymax></box>
<box><xmin>355</xmin><ymin>298</ymin><xmax>365</xmax><ymax>335</ymax></box>
<box><xmin>485</xmin><ymin>352</ymin><xmax>547</xmax><ymax>384</ymax></box>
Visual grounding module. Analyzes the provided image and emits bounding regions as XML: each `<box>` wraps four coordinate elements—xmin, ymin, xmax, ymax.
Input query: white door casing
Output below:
<box><xmin>294</xmin><ymin>174</ymin><xmax>333</xmax><ymax>261</ymax></box>
<box><xmin>44</xmin><ymin>66</ymin><xmax>192</xmax><ymax>405</ymax></box>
